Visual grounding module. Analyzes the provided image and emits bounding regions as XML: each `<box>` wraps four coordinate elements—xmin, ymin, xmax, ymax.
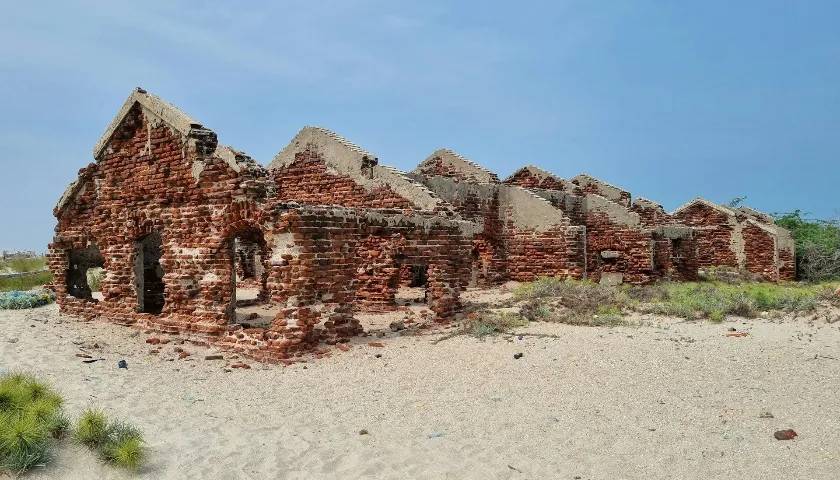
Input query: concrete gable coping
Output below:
<box><xmin>572</xmin><ymin>173</ymin><xmax>628</xmax><ymax>194</ymax></box>
<box><xmin>94</xmin><ymin>88</ymin><xmax>207</xmax><ymax>159</ymax></box>
<box><xmin>414</xmin><ymin>148</ymin><xmax>500</xmax><ymax>184</ymax></box>
<box><xmin>269</xmin><ymin>126</ymin><xmax>448</xmax><ymax>212</ymax></box>
<box><xmin>632</xmin><ymin>197</ymin><xmax>664</xmax><ymax>210</ymax></box>
<box><xmin>582</xmin><ymin>193</ymin><xmax>641</xmax><ymax>227</ymax></box>
<box><xmin>505</xmin><ymin>165</ymin><xmax>567</xmax><ymax>186</ymax></box>
<box><xmin>498</xmin><ymin>185</ymin><xmax>573</xmax><ymax>232</ymax></box>
<box><xmin>671</xmin><ymin>197</ymin><xmax>738</xmax><ymax>218</ymax></box>
<box><xmin>737</xmin><ymin>206</ymin><xmax>775</xmax><ymax>224</ymax></box>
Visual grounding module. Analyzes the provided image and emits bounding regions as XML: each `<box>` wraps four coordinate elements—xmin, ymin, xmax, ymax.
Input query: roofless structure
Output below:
<box><xmin>49</xmin><ymin>89</ymin><xmax>794</xmax><ymax>359</ymax></box>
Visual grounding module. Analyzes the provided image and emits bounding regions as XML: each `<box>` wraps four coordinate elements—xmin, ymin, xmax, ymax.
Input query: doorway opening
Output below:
<box><xmin>229</xmin><ymin>229</ymin><xmax>273</xmax><ymax>327</ymax></box>
<box><xmin>135</xmin><ymin>232</ymin><xmax>165</xmax><ymax>314</ymax></box>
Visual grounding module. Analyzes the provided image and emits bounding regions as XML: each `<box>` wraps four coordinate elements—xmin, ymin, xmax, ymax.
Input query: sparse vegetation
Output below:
<box><xmin>0</xmin><ymin>289</ymin><xmax>55</xmax><ymax>309</ymax></box>
<box><xmin>0</xmin><ymin>257</ymin><xmax>46</xmax><ymax>274</ymax></box>
<box><xmin>75</xmin><ymin>409</ymin><xmax>146</xmax><ymax>471</ymax></box>
<box><xmin>0</xmin><ymin>373</ymin><xmax>65</xmax><ymax>474</ymax></box>
<box><xmin>0</xmin><ymin>271</ymin><xmax>53</xmax><ymax>293</ymax></box>
<box><xmin>515</xmin><ymin>278</ymin><xmax>629</xmax><ymax>326</ymax></box>
<box><xmin>0</xmin><ymin>373</ymin><xmax>146</xmax><ymax>475</ymax></box>
<box><xmin>462</xmin><ymin>311</ymin><xmax>528</xmax><ymax>338</ymax></box>
<box><xmin>505</xmin><ymin>277</ymin><xmax>838</xmax><ymax>325</ymax></box>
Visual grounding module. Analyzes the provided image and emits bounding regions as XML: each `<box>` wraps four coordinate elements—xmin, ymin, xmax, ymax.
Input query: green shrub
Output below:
<box><xmin>101</xmin><ymin>423</ymin><xmax>145</xmax><ymax>470</ymax></box>
<box><xmin>74</xmin><ymin>410</ymin><xmax>146</xmax><ymax>470</ymax></box>
<box><xmin>74</xmin><ymin>409</ymin><xmax>109</xmax><ymax>447</ymax></box>
<box><xmin>0</xmin><ymin>373</ymin><xmax>63</xmax><ymax>475</ymax></box>
<box><xmin>775</xmin><ymin>211</ymin><xmax>840</xmax><ymax>281</ymax></box>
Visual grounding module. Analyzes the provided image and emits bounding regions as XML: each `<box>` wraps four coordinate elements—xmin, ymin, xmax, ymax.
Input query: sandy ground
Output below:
<box><xmin>2</xmin><ymin>293</ymin><xmax>840</xmax><ymax>479</ymax></box>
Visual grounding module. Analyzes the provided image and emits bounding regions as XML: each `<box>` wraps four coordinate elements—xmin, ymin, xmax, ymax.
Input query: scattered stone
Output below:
<box><xmin>205</xmin><ymin>354</ymin><xmax>224</xmax><ymax>361</ymax></box>
<box><xmin>728</xmin><ymin>327</ymin><xmax>736</xmax><ymax>332</ymax></box>
<box><xmin>774</xmin><ymin>429</ymin><xmax>797</xmax><ymax>440</ymax></box>
<box><xmin>513</xmin><ymin>352</ymin><xmax>524</xmax><ymax>360</ymax></box>
<box><xmin>759</xmin><ymin>412</ymin><xmax>774</xmax><ymax>419</ymax></box>
<box><xmin>231</xmin><ymin>363</ymin><xmax>251</xmax><ymax>369</ymax></box>
<box><xmin>7</xmin><ymin>338</ymin><xmax>18</xmax><ymax>344</ymax></box>
<box><xmin>145</xmin><ymin>337</ymin><xmax>161</xmax><ymax>345</ymax></box>
<box><xmin>359</xmin><ymin>429</ymin><xmax>369</xmax><ymax>435</ymax></box>
<box><xmin>75</xmin><ymin>353</ymin><xmax>92</xmax><ymax>359</ymax></box>
<box><xmin>178</xmin><ymin>351</ymin><xmax>190</xmax><ymax>359</ymax></box>
<box><xmin>337</xmin><ymin>343</ymin><xmax>351</xmax><ymax>352</ymax></box>
<box><xmin>374</xmin><ymin>353</ymin><xmax>382</xmax><ymax>358</ymax></box>
<box><xmin>427</xmin><ymin>432</ymin><xmax>444</xmax><ymax>439</ymax></box>
<box><xmin>389</xmin><ymin>320</ymin><xmax>405</xmax><ymax>332</ymax></box>
<box><xmin>725</xmin><ymin>332</ymin><xmax>749</xmax><ymax>337</ymax></box>
<box><xmin>368</xmin><ymin>342</ymin><xmax>385</xmax><ymax>348</ymax></box>
<box><xmin>117</xmin><ymin>359</ymin><xmax>128</xmax><ymax>369</ymax></box>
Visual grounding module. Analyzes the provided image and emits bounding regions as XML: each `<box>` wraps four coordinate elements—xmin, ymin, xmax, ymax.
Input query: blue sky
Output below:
<box><xmin>2</xmin><ymin>0</ymin><xmax>838</xmax><ymax>250</ymax></box>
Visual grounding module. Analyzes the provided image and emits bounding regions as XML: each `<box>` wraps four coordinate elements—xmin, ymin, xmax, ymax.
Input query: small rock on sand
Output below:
<box><xmin>774</xmin><ymin>429</ymin><xmax>797</xmax><ymax>440</ymax></box>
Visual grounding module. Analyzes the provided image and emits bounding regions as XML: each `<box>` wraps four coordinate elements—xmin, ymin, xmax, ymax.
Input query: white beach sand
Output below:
<box><xmin>1</xmin><ymin>297</ymin><xmax>839</xmax><ymax>479</ymax></box>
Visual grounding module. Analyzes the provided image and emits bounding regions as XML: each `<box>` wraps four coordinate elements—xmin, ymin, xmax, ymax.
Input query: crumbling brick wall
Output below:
<box><xmin>583</xmin><ymin>211</ymin><xmax>655</xmax><ymax>284</ymax></box>
<box><xmin>742</xmin><ymin>222</ymin><xmax>778</xmax><ymax>281</ymax></box>
<box><xmin>504</xmin><ymin>168</ymin><xmax>569</xmax><ymax>191</ymax></box>
<box><xmin>672</xmin><ymin>203</ymin><xmax>739</xmax><ymax>269</ymax></box>
<box><xmin>49</xmin><ymin>104</ymin><xmax>269</xmax><ymax>337</ymax></box>
<box><xmin>272</xmin><ymin>148</ymin><xmax>415</xmax><ymax>210</ymax></box>
<box><xmin>631</xmin><ymin>199</ymin><xmax>673</xmax><ymax>227</ymax></box>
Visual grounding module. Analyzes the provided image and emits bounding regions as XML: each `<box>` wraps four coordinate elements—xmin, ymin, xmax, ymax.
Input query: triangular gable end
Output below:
<box><xmin>414</xmin><ymin>149</ymin><xmax>500</xmax><ymax>184</ymax></box>
<box><xmin>269</xmin><ymin>126</ymin><xmax>448</xmax><ymax>212</ymax></box>
<box><xmin>93</xmin><ymin>87</ymin><xmax>215</xmax><ymax>160</ymax></box>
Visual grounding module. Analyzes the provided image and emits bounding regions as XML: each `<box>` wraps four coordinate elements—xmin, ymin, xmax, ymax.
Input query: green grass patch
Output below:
<box><xmin>0</xmin><ymin>271</ymin><xmax>53</xmax><ymax>292</ymax></box>
<box><xmin>0</xmin><ymin>257</ymin><xmax>46</xmax><ymax>274</ymax></box>
<box><xmin>509</xmin><ymin>277</ymin><xmax>838</xmax><ymax>325</ymax></box>
<box><xmin>0</xmin><ymin>373</ymin><xmax>65</xmax><ymax>474</ymax></box>
<box><xmin>651</xmin><ymin>281</ymin><xmax>835</xmax><ymax>320</ymax></box>
<box><xmin>74</xmin><ymin>409</ymin><xmax>146</xmax><ymax>471</ymax></box>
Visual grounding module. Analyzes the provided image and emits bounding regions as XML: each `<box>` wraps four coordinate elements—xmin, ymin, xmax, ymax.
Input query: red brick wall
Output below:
<box><xmin>743</xmin><ymin>223</ymin><xmax>778</xmax><ymax>281</ymax></box>
<box><xmin>417</xmin><ymin>155</ymin><xmax>497</xmax><ymax>183</ymax></box>
<box><xmin>502</xmin><ymin>224</ymin><xmax>586</xmax><ymax>281</ymax></box>
<box><xmin>272</xmin><ymin>148</ymin><xmax>415</xmax><ymax>210</ymax></box>
<box><xmin>631</xmin><ymin>203</ymin><xmax>672</xmax><ymax>227</ymax></box>
<box><xmin>672</xmin><ymin>204</ymin><xmax>738</xmax><ymax>269</ymax></box>
<box><xmin>583</xmin><ymin>212</ymin><xmax>656</xmax><ymax>284</ymax></box>
<box><xmin>504</xmin><ymin>169</ymin><xmax>567</xmax><ymax>191</ymax></box>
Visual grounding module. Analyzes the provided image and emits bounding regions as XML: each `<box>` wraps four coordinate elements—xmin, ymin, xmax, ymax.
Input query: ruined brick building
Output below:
<box><xmin>49</xmin><ymin>89</ymin><xmax>794</xmax><ymax>359</ymax></box>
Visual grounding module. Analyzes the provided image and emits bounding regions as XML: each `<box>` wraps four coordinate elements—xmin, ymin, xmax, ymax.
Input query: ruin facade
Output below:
<box><xmin>49</xmin><ymin>89</ymin><xmax>795</xmax><ymax>359</ymax></box>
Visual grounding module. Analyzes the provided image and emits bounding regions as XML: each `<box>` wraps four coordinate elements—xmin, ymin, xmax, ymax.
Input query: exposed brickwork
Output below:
<box><xmin>582</xmin><ymin>211</ymin><xmax>655</xmax><ymax>284</ymax></box>
<box><xmin>51</xmin><ymin>89</ymin><xmax>796</xmax><ymax>362</ymax></box>
<box><xmin>272</xmin><ymin>148</ymin><xmax>416</xmax><ymax>210</ymax></box>
<box><xmin>504</xmin><ymin>167</ymin><xmax>569</xmax><ymax>191</ymax></box>
<box><xmin>742</xmin><ymin>222</ymin><xmax>778</xmax><ymax>281</ymax></box>
<box><xmin>671</xmin><ymin>202</ymin><xmax>739</xmax><ymax>269</ymax></box>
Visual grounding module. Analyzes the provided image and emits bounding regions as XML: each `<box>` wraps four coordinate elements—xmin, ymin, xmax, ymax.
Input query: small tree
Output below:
<box><xmin>775</xmin><ymin>210</ymin><xmax>840</xmax><ymax>281</ymax></box>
